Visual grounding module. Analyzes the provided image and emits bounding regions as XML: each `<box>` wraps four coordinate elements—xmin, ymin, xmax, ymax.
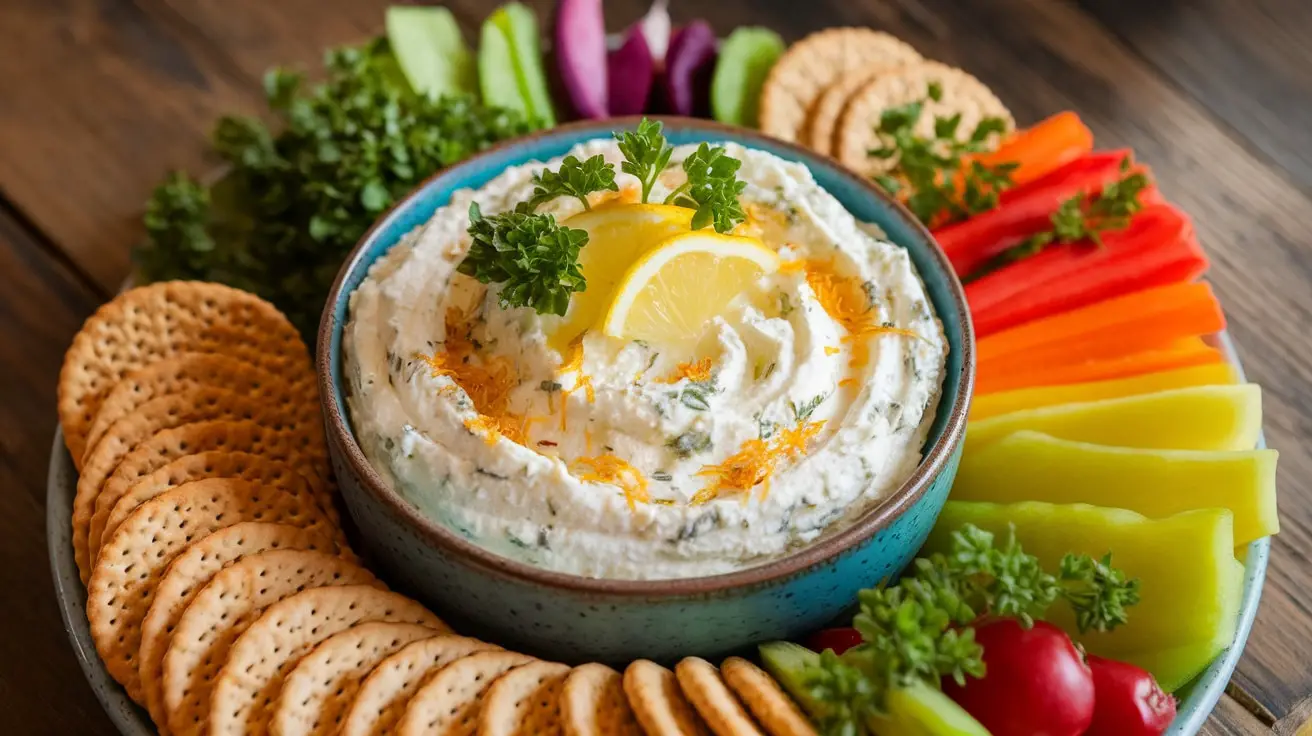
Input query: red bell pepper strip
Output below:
<box><xmin>966</xmin><ymin>204</ymin><xmax>1209</xmax><ymax>336</ymax></box>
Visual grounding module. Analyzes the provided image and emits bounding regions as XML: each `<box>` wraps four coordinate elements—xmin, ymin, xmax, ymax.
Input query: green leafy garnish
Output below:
<box><xmin>802</xmin><ymin>524</ymin><xmax>1140</xmax><ymax>733</ymax></box>
<box><xmin>134</xmin><ymin>39</ymin><xmax>531</xmax><ymax>337</ymax></box>
<box><xmin>615</xmin><ymin>118</ymin><xmax>675</xmax><ymax>205</ymax></box>
<box><xmin>666</xmin><ymin>431</ymin><xmax>713</xmax><ymax>459</ymax></box>
<box><xmin>869</xmin><ymin>82</ymin><xmax>1015</xmax><ymax>227</ymax></box>
<box><xmin>527</xmin><ymin>153</ymin><xmax>618</xmax><ymax>211</ymax></box>
<box><xmin>664</xmin><ymin>142</ymin><xmax>748</xmax><ymax>233</ymax></box>
<box><xmin>458</xmin><ymin>202</ymin><xmax>588</xmax><ymax>316</ymax></box>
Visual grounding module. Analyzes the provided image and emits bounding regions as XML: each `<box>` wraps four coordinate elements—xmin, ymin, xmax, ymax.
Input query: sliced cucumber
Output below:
<box><xmin>758</xmin><ymin>641</ymin><xmax>829</xmax><ymax>719</ymax></box>
<box><xmin>385</xmin><ymin>6</ymin><xmax>476</xmax><ymax>98</ymax></box>
<box><xmin>711</xmin><ymin>27</ymin><xmax>785</xmax><ymax>127</ymax></box>
<box><xmin>492</xmin><ymin>3</ymin><xmax>557</xmax><ymax>127</ymax></box>
<box><xmin>479</xmin><ymin>17</ymin><xmax>527</xmax><ymax>117</ymax></box>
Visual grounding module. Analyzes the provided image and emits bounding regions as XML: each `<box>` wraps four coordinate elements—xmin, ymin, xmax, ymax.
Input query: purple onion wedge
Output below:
<box><xmin>662</xmin><ymin>21</ymin><xmax>717</xmax><ymax>117</ymax></box>
<box><xmin>554</xmin><ymin>0</ymin><xmax>608</xmax><ymax>119</ymax></box>
<box><xmin>607</xmin><ymin>29</ymin><xmax>655</xmax><ymax>116</ymax></box>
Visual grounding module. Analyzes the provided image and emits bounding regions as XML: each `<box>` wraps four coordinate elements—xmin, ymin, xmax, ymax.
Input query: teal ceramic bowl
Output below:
<box><xmin>317</xmin><ymin>116</ymin><xmax>975</xmax><ymax>665</ymax></box>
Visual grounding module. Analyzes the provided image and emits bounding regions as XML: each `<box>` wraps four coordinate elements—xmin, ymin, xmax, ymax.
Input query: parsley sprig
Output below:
<box><xmin>527</xmin><ymin>153</ymin><xmax>618</xmax><ymax>211</ymax></box>
<box><xmin>615</xmin><ymin>118</ymin><xmax>675</xmax><ymax>205</ymax></box>
<box><xmin>803</xmin><ymin>524</ymin><xmax>1140</xmax><ymax>734</ymax></box>
<box><xmin>459</xmin><ymin>203</ymin><xmax>588</xmax><ymax>317</ymax></box>
<box><xmin>664</xmin><ymin>143</ymin><xmax>749</xmax><ymax>232</ymax></box>
<box><xmin>964</xmin><ymin>159</ymin><xmax>1151</xmax><ymax>282</ymax></box>
<box><xmin>870</xmin><ymin>81</ymin><xmax>1015</xmax><ymax>227</ymax></box>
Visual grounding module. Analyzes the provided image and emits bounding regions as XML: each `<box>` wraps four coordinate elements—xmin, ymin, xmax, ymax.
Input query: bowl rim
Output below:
<box><xmin>316</xmin><ymin>114</ymin><xmax>977</xmax><ymax>596</ymax></box>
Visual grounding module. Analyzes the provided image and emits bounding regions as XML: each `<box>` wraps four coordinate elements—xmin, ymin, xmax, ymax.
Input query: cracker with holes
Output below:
<box><xmin>340</xmin><ymin>635</ymin><xmax>501</xmax><ymax>736</ymax></box>
<box><xmin>209</xmin><ymin>586</ymin><xmax>447</xmax><ymax>736</ymax></box>
<box><xmin>479</xmin><ymin>660</ymin><xmax>571</xmax><ymax>736</ymax></box>
<box><xmin>759</xmin><ymin>28</ymin><xmax>922</xmax><ymax>143</ymax></box>
<box><xmin>72</xmin><ymin>386</ymin><xmax>328</xmax><ymax>583</ymax></box>
<box><xmin>87</xmin><ymin>478</ymin><xmax>341</xmax><ymax>704</ymax></box>
<box><xmin>806</xmin><ymin>65</ymin><xmax>896</xmax><ymax>155</ymax></box>
<box><xmin>676</xmin><ymin>657</ymin><xmax>765</xmax><ymax>736</ymax></box>
<box><xmin>624</xmin><ymin>660</ymin><xmax>711</xmax><ymax>736</ymax></box>
<box><xmin>720</xmin><ymin>657</ymin><xmax>817</xmax><ymax>736</ymax></box>
<box><xmin>58</xmin><ymin>281</ymin><xmax>311</xmax><ymax>465</ymax></box>
<box><xmin>138</xmin><ymin>523</ymin><xmax>338</xmax><ymax>734</ymax></box>
<box><xmin>396</xmin><ymin>650</ymin><xmax>535</xmax><ymax>736</ymax></box>
<box><xmin>83</xmin><ymin>352</ymin><xmax>318</xmax><ymax>458</ymax></box>
<box><xmin>835</xmin><ymin>60</ymin><xmax>1014</xmax><ymax>177</ymax></box>
<box><xmin>271</xmin><ymin>622</ymin><xmax>440</xmax><ymax>736</ymax></box>
<box><xmin>162</xmin><ymin>549</ymin><xmax>378</xmax><ymax>736</ymax></box>
<box><xmin>560</xmin><ymin>663</ymin><xmax>643</xmax><ymax>736</ymax></box>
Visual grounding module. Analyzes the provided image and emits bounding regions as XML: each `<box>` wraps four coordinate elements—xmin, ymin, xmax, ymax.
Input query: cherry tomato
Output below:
<box><xmin>942</xmin><ymin>619</ymin><xmax>1095</xmax><ymax>736</ymax></box>
<box><xmin>1085</xmin><ymin>655</ymin><xmax>1176</xmax><ymax>736</ymax></box>
<box><xmin>804</xmin><ymin>627</ymin><xmax>864</xmax><ymax>656</ymax></box>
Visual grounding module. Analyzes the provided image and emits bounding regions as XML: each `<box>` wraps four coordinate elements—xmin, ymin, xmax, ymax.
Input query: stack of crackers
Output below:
<box><xmin>758</xmin><ymin>27</ymin><xmax>1014</xmax><ymax>176</ymax></box>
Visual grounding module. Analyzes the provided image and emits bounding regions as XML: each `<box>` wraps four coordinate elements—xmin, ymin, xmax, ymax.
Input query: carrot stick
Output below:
<box><xmin>967</xmin><ymin>111</ymin><xmax>1094</xmax><ymax>189</ymax></box>
<box><xmin>976</xmin><ymin>337</ymin><xmax>1226</xmax><ymax>395</ymax></box>
<box><xmin>977</xmin><ymin>281</ymin><xmax>1225</xmax><ymax>365</ymax></box>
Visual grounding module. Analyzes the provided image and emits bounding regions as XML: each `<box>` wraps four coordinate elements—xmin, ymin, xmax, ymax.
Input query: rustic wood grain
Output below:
<box><xmin>0</xmin><ymin>205</ymin><xmax>113</xmax><ymax>734</ymax></box>
<box><xmin>1202</xmin><ymin>692</ymin><xmax>1271</xmax><ymax>736</ymax></box>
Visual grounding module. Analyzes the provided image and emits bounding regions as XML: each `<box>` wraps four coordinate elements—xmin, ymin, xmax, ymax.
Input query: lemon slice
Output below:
<box><xmin>548</xmin><ymin>204</ymin><xmax>695</xmax><ymax>352</ymax></box>
<box><xmin>602</xmin><ymin>231</ymin><xmax>780</xmax><ymax>345</ymax></box>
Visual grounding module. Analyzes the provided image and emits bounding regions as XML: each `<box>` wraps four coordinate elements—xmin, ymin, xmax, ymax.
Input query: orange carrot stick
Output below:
<box><xmin>976</xmin><ymin>337</ymin><xmax>1225</xmax><ymax>395</ymax></box>
<box><xmin>967</xmin><ymin>111</ymin><xmax>1095</xmax><ymax>189</ymax></box>
<box><xmin>977</xmin><ymin>281</ymin><xmax>1225</xmax><ymax>365</ymax></box>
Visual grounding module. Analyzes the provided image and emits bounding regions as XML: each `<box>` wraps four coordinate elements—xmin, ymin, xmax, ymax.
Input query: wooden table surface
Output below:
<box><xmin>2</xmin><ymin>0</ymin><xmax>1309</xmax><ymax>732</ymax></box>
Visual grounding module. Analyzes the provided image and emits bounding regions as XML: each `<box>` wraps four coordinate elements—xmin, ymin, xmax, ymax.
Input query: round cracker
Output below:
<box><xmin>163</xmin><ymin>549</ymin><xmax>377</xmax><ymax>736</ymax></box>
<box><xmin>720</xmin><ymin>657</ymin><xmax>817</xmax><ymax>736</ymax></box>
<box><xmin>340</xmin><ymin>635</ymin><xmax>501</xmax><ymax>736</ymax></box>
<box><xmin>675</xmin><ymin>657</ymin><xmax>765</xmax><ymax>736</ymax></box>
<box><xmin>87</xmin><ymin>478</ymin><xmax>340</xmax><ymax>704</ymax></box>
<box><xmin>806</xmin><ymin>65</ymin><xmax>895</xmax><ymax>155</ymax></box>
<box><xmin>84</xmin><ymin>352</ymin><xmax>318</xmax><ymax>457</ymax></box>
<box><xmin>479</xmin><ymin>660</ymin><xmax>571</xmax><ymax>736</ymax></box>
<box><xmin>623</xmin><ymin>660</ymin><xmax>710</xmax><ymax>736</ymax></box>
<box><xmin>138</xmin><ymin>522</ymin><xmax>338</xmax><ymax>734</ymax></box>
<box><xmin>210</xmin><ymin>586</ymin><xmax>447</xmax><ymax>736</ymax></box>
<box><xmin>59</xmin><ymin>281</ymin><xmax>310</xmax><ymax>465</ymax></box>
<box><xmin>396</xmin><ymin>650</ymin><xmax>535</xmax><ymax>736</ymax></box>
<box><xmin>560</xmin><ymin>663</ymin><xmax>643</xmax><ymax>736</ymax></box>
<box><xmin>72</xmin><ymin>386</ymin><xmax>327</xmax><ymax>583</ymax></box>
<box><xmin>93</xmin><ymin>450</ymin><xmax>341</xmax><ymax>563</ymax></box>
<box><xmin>270</xmin><ymin>622</ymin><xmax>440</xmax><ymax>736</ymax></box>
<box><xmin>834</xmin><ymin>61</ymin><xmax>1014</xmax><ymax>176</ymax></box>
<box><xmin>759</xmin><ymin>28</ymin><xmax>922</xmax><ymax>143</ymax></box>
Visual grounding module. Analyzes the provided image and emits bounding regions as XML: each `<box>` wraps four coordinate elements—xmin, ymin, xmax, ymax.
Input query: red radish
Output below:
<box><xmin>554</xmin><ymin>0</ymin><xmax>608</xmax><ymax>118</ymax></box>
<box><xmin>804</xmin><ymin>627</ymin><xmax>864</xmax><ymax>656</ymax></box>
<box><xmin>607</xmin><ymin>28</ymin><xmax>655</xmax><ymax>116</ymax></box>
<box><xmin>943</xmin><ymin>619</ymin><xmax>1095</xmax><ymax>736</ymax></box>
<box><xmin>662</xmin><ymin>21</ymin><xmax>717</xmax><ymax>117</ymax></box>
<box><xmin>1085</xmin><ymin>655</ymin><xmax>1176</xmax><ymax>736</ymax></box>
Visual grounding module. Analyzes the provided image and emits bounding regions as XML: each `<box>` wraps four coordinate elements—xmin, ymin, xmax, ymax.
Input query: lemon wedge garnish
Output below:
<box><xmin>548</xmin><ymin>204</ymin><xmax>695</xmax><ymax>352</ymax></box>
<box><xmin>601</xmin><ymin>231</ymin><xmax>780</xmax><ymax>346</ymax></box>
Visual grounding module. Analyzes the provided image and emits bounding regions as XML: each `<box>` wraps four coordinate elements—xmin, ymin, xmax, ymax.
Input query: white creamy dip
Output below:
<box><xmin>344</xmin><ymin>139</ymin><xmax>948</xmax><ymax>580</ymax></box>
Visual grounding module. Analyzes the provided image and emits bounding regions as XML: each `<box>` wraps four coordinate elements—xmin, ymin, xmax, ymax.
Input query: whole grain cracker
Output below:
<box><xmin>270</xmin><ymin>622</ymin><xmax>440</xmax><ymax>736</ymax></box>
<box><xmin>210</xmin><ymin>586</ymin><xmax>447</xmax><ymax>736</ymax></box>
<box><xmin>759</xmin><ymin>28</ymin><xmax>922</xmax><ymax>143</ymax></box>
<box><xmin>59</xmin><ymin>281</ymin><xmax>310</xmax><ymax>465</ymax></box>
<box><xmin>340</xmin><ymin>636</ymin><xmax>501</xmax><ymax>736</ymax></box>
<box><xmin>720</xmin><ymin>658</ymin><xmax>817</xmax><ymax>736</ymax></box>
<box><xmin>138</xmin><ymin>522</ymin><xmax>338</xmax><ymax>734</ymax></box>
<box><xmin>93</xmin><ymin>450</ymin><xmax>342</xmax><ymax>562</ymax></box>
<box><xmin>163</xmin><ymin>549</ymin><xmax>377</xmax><ymax>736</ymax></box>
<box><xmin>806</xmin><ymin>65</ymin><xmax>895</xmax><ymax>155</ymax></box>
<box><xmin>87</xmin><ymin>478</ymin><xmax>341</xmax><ymax>704</ymax></box>
<box><xmin>560</xmin><ymin>663</ymin><xmax>643</xmax><ymax>736</ymax></box>
<box><xmin>72</xmin><ymin>386</ymin><xmax>328</xmax><ymax>583</ymax></box>
<box><xmin>623</xmin><ymin>660</ymin><xmax>711</xmax><ymax>736</ymax></box>
<box><xmin>835</xmin><ymin>60</ymin><xmax>1014</xmax><ymax>176</ymax></box>
<box><xmin>396</xmin><ymin>650</ymin><xmax>535</xmax><ymax>736</ymax></box>
<box><xmin>478</xmin><ymin>660</ymin><xmax>571</xmax><ymax>736</ymax></box>
<box><xmin>84</xmin><ymin>352</ymin><xmax>318</xmax><ymax>457</ymax></box>
<box><xmin>676</xmin><ymin>658</ymin><xmax>765</xmax><ymax>736</ymax></box>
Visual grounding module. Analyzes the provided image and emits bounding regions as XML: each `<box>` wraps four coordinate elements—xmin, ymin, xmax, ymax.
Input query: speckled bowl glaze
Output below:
<box><xmin>318</xmin><ymin>116</ymin><xmax>974</xmax><ymax>665</ymax></box>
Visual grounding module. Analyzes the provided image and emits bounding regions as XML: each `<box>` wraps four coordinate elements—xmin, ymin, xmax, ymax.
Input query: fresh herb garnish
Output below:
<box><xmin>964</xmin><ymin>160</ymin><xmax>1150</xmax><ymax>282</ymax></box>
<box><xmin>791</xmin><ymin>394</ymin><xmax>826</xmax><ymax>424</ymax></box>
<box><xmin>459</xmin><ymin>202</ymin><xmax>589</xmax><ymax>316</ymax></box>
<box><xmin>666</xmin><ymin>431</ymin><xmax>713</xmax><ymax>459</ymax></box>
<box><xmin>803</xmin><ymin>524</ymin><xmax>1140</xmax><ymax>732</ymax></box>
<box><xmin>664</xmin><ymin>142</ymin><xmax>748</xmax><ymax>233</ymax></box>
<box><xmin>135</xmin><ymin>39</ymin><xmax>530</xmax><ymax>337</ymax></box>
<box><xmin>869</xmin><ymin>82</ymin><xmax>1015</xmax><ymax>227</ymax></box>
<box><xmin>615</xmin><ymin>118</ymin><xmax>675</xmax><ymax>205</ymax></box>
<box><xmin>527</xmin><ymin>153</ymin><xmax>618</xmax><ymax>211</ymax></box>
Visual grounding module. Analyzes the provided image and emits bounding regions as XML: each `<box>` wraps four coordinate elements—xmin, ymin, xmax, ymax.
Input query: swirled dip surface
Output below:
<box><xmin>345</xmin><ymin>140</ymin><xmax>947</xmax><ymax>580</ymax></box>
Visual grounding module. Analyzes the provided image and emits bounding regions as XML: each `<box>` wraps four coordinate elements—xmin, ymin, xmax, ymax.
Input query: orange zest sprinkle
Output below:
<box><xmin>693</xmin><ymin>420</ymin><xmax>825</xmax><ymax>505</ymax></box>
<box><xmin>660</xmin><ymin>357</ymin><xmax>714</xmax><ymax>384</ymax></box>
<box><xmin>824</xmin><ymin>346</ymin><xmax>841</xmax><ymax>356</ymax></box>
<box><xmin>839</xmin><ymin>378</ymin><xmax>858</xmax><ymax>388</ymax></box>
<box><xmin>557</xmin><ymin>337</ymin><xmax>595</xmax><ymax>432</ymax></box>
<box><xmin>802</xmin><ymin>260</ymin><xmax>920</xmax><ymax>370</ymax></box>
<box><xmin>420</xmin><ymin>309</ymin><xmax>528</xmax><ymax>448</ymax></box>
<box><xmin>572</xmin><ymin>454</ymin><xmax>650</xmax><ymax>511</ymax></box>
<box><xmin>778</xmin><ymin>259</ymin><xmax>807</xmax><ymax>274</ymax></box>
